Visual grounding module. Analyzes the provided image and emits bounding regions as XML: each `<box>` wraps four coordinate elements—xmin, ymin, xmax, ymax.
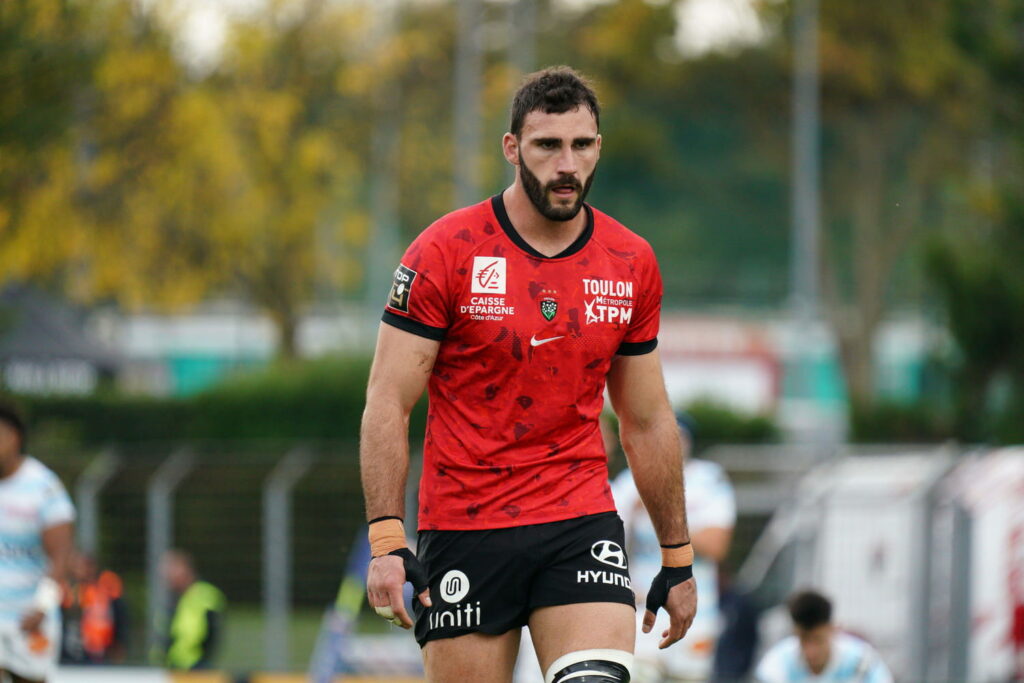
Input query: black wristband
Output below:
<box><xmin>368</xmin><ymin>515</ymin><xmax>403</xmax><ymax>525</ymax></box>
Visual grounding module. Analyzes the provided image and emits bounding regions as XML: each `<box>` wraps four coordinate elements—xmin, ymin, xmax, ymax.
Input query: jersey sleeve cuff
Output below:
<box><xmin>382</xmin><ymin>310</ymin><xmax>447</xmax><ymax>341</ymax></box>
<box><xmin>616</xmin><ymin>337</ymin><xmax>658</xmax><ymax>356</ymax></box>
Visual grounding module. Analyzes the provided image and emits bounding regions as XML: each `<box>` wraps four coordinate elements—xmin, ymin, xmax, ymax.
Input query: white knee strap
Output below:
<box><xmin>544</xmin><ymin>648</ymin><xmax>633</xmax><ymax>683</ymax></box>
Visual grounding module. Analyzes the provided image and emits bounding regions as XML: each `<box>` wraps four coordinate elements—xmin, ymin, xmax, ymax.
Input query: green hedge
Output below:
<box><xmin>15</xmin><ymin>393</ymin><xmax>191</xmax><ymax>445</ymax></box>
<box><xmin>849</xmin><ymin>401</ymin><xmax>955</xmax><ymax>443</ymax></box>
<box><xmin>849</xmin><ymin>399</ymin><xmax>1024</xmax><ymax>445</ymax></box>
<box><xmin>683</xmin><ymin>399</ymin><xmax>780</xmax><ymax>447</ymax></box>
<box><xmin>189</xmin><ymin>355</ymin><xmax>379</xmax><ymax>440</ymax></box>
<box><xmin>15</xmin><ymin>355</ymin><xmax>428</xmax><ymax>446</ymax></box>
<box><xmin>13</xmin><ymin>357</ymin><xmax>779</xmax><ymax>448</ymax></box>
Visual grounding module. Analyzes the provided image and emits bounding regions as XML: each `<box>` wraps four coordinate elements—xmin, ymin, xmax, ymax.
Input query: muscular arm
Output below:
<box><xmin>607</xmin><ymin>349</ymin><xmax>696</xmax><ymax>648</ymax></box>
<box><xmin>360</xmin><ymin>322</ymin><xmax>440</xmax><ymax>629</ymax></box>
<box><xmin>360</xmin><ymin>323</ymin><xmax>440</xmax><ymax>520</ymax></box>
<box><xmin>607</xmin><ymin>350</ymin><xmax>688</xmax><ymax>547</ymax></box>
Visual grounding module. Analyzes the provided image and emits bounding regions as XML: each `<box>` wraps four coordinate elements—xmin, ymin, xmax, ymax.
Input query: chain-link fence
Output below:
<box><xmin>46</xmin><ymin>442</ymin><xmax>1023</xmax><ymax>680</ymax></box>
<box><xmin>50</xmin><ymin>439</ymin><xmax>817</xmax><ymax>674</ymax></box>
<box><xmin>47</xmin><ymin>441</ymin><xmax>366</xmax><ymax>672</ymax></box>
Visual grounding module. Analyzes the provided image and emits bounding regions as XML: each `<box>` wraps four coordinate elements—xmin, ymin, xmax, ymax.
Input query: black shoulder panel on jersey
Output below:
<box><xmin>382</xmin><ymin>311</ymin><xmax>447</xmax><ymax>341</ymax></box>
<box><xmin>616</xmin><ymin>338</ymin><xmax>658</xmax><ymax>356</ymax></box>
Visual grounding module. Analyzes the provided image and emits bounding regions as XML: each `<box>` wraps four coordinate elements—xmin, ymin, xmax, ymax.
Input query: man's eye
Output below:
<box><xmin>540</xmin><ymin>141</ymin><xmax>557</xmax><ymax>149</ymax></box>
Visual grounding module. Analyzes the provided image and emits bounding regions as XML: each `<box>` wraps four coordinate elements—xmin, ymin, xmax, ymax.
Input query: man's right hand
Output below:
<box><xmin>366</xmin><ymin>548</ymin><xmax>431</xmax><ymax>629</ymax></box>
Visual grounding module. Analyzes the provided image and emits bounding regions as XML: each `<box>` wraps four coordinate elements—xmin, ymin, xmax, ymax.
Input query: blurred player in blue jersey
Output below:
<box><xmin>0</xmin><ymin>402</ymin><xmax>75</xmax><ymax>683</ymax></box>
<box><xmin>612</xmin><ymin>413</ymin><xmax>735</xmax><ymax>681</ymax></box>
<box><xmin>756</xmin><ymin>590</ymin><xmax>892</xmax><ymax>683</ymax></box>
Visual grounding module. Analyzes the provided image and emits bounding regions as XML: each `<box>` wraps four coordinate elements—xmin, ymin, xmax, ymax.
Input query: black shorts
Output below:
<box><xmin>412</xmin><ymin>511</ymin><xmax>635</xmax><ymax>646</ymax></box>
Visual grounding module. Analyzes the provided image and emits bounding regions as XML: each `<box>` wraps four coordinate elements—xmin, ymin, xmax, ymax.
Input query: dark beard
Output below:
<box><xmin>518</xmin><ymin>152</ymin><xmax>595</xmax><ymax>222</ymax></box>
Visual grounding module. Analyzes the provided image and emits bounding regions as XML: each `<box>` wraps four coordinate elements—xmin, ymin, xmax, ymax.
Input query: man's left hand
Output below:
<box><xmin>643</xmin><ymin>575</ymin><xmax>697</xmax><ymax>649</ymax></box>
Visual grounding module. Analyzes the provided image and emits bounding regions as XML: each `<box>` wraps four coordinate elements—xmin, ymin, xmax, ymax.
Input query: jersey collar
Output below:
<box><xmin>490</xmin><ymin>194</ymin><xmax>594</xmax><ymax>260</ymax></box>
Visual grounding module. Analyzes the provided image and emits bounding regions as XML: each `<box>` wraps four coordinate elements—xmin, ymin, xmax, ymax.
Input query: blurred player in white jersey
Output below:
<box><xmin>612</xmin><ymin>413</ymin><xmax>735</xmax><ymax>682</ymax></box>
<box><xmin>0</xmin><ymin>402</ymin><xmax>75</xmax><ymax>683</ymax></box>
<box><xmin>756</xmin><ymin>590</ymin><xmax>892</xmax><ymax>683</ymax></box>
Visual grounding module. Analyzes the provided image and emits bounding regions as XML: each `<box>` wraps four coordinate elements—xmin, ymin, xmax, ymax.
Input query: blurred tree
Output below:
<box><xmin>1</xmin><ymin>0</ymin><xmax>373</xmax><ymax>358</ymax></box>
<box><xmin>925</xmin><ymin>0</ymin><xmax>1024</xmax><ymax>441</ymax></box>
<box><xmin>72</xmin><ymin>2</ymin><xmax>221</xmax><ymax>308</ymax></box>
<box><xmin>0</xmin><ymin>1</ymin><xmax>234</xmax><ymax>318</ymax></box>
<box><xmin>0</xmin><ymin>0</ymin><xmax>95</xmax><ymax>287</ymax></box>
<box><xmin>738</xmin><ymin>0</ymin><xmax>984</xmax><ymax>409</ymax></box>
<box><xmin>193</xmin><ymin>3</ymin><xmax>370</xmax><ymax>357</ymax></box>
<box><xmin>926</xmin><ymin>201</ymin><xmax>1024</xmax><ymax>439</ymax></box>
<box><xmin>388</xmin><ymin>1</ymin><xmax>458</xmax><ymax>243</ymax></box>
<box><xmin>816</xmin><ymin>0</ymin><xmax>985</xmax><ymax>410</ymax></box>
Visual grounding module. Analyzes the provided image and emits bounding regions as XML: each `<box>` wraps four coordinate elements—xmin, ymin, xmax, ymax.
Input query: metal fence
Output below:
<box><xmin>47</xmin><ymin>441</ymin><xmax>1018</xmax><ymax>680</ymax></box>
<box><xmin>47</xmin><ymin>442</ymin><xmax>367</xmax><ymax>672</ymax></box>
<box><xmin>47</xmin><ymin>439</ymin><xmax>837</xmax><ymax>673</ymax></box>
<box><xmin>51</xmin><ymin>439</ymin><xmax>826</xmax><ymax>673</ymax></box>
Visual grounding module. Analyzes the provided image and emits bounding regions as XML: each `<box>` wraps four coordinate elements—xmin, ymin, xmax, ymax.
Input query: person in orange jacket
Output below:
<box><xmin>60</xmin><ymin>552</ymin><xmax>127</xmax><ymax>665</ymax></box>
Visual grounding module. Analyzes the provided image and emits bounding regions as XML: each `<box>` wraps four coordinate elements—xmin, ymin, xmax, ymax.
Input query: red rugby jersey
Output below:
<box><xmin>383</xmin><ymin>195</ymin><xmax>663</xmax><ymax>531</ymax></box>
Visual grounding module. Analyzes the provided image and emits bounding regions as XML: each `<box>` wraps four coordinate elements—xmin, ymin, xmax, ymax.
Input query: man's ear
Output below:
<box><xmin>502</xmin><ymin>132</ymin><xmax>519</xmax><ymax>167</ymax></box>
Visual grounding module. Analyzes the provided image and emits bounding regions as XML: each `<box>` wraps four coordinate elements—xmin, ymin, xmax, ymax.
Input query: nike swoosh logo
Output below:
<box><xmin>530</xmin><ymin>335</ymin><xmax>564</xmax><ymax>347</ymax></box>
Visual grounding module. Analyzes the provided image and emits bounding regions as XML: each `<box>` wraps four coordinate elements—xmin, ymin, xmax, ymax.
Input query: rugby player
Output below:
<box><xmin>0</xmin><ymin>402</ymin><xmax>75</xmax><ymax>683</ymax></box>
<box><xmin>360</xmin><ymin>66</ymin><xmax>696</xmax><ymax>683</ymax></box>
<box><xmin>756</xmin><ymin>590</ymin><xmax>893</xmax><ymax>683</ymax></box>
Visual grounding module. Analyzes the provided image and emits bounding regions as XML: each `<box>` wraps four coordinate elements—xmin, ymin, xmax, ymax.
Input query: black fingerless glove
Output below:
<box><xmin>645</xmin><ymin>565</ymin><xmax>693</xmax><ymax>615</ymax></box>
<box><xmin>388</xmin><ymin>547</ymin><xmax>429</xmax><ymax>594</ymax></box>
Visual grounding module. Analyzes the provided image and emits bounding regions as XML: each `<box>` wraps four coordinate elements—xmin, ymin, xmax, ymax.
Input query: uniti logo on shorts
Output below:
<box><xmin>440</xmin><ymin>570</ymin><xmax>469</xmax><ymax>603</ymax></box>
<box><xmin>471</xmin><ymin>257</ymin><xmax>506</xmax><ymax>294</ymax></box>
<box><xmin>429</xmin><ymin>570</ymin><xmax>482</xmax><ymax>631</ymax></box>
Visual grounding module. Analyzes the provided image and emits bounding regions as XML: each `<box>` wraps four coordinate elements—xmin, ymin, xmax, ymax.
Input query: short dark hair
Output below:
<box><xmin>0</xmin><ymin>400</ymin><xmax>26</xmax><ymax>451</ymax></box>
<box><xmin>788</xmin><ymin>590</ymin><xmax>832</xmax><ymax>630</ymax></box>
<box><xmin>509</xmin><ymin>66</ymin><xmax>600</xmax><ymax>138</ymax></box>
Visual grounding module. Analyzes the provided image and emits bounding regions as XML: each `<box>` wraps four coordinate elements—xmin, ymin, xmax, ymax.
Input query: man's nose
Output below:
<box><xmin>555</xmin><ymin>146</ymin><xmax>578</xmax><ymax>175</ymax></box>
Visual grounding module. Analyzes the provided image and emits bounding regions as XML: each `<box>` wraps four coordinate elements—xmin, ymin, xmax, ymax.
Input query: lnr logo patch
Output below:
<box><xmin>388</xmin><ymin>264</ymin><xmax>417</xmax><ymax>313</ymax></box>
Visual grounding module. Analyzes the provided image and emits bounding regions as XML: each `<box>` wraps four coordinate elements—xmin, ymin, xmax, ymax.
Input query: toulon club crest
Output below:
<box><xmin>539</xmin><ymin>290</ymin><xmax>558</xmax><ymax>321</ymax></box>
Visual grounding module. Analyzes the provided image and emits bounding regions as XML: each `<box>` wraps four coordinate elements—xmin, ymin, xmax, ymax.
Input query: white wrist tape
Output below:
<box><xmin>33</xmin><ymin>576</ymin><xmax>61</xmax><ymax>612</ymax></box>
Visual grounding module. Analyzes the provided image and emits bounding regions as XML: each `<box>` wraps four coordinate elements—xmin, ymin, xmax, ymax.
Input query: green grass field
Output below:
<box><xmin>217</xmin><ymin>604</ymin><xmax>404</xmax><ymax>672</ymax></box>
<box><xmin>218</xmin><ymin>605</ymin><xmax>326</xmax><ymax>672</ymax></box>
